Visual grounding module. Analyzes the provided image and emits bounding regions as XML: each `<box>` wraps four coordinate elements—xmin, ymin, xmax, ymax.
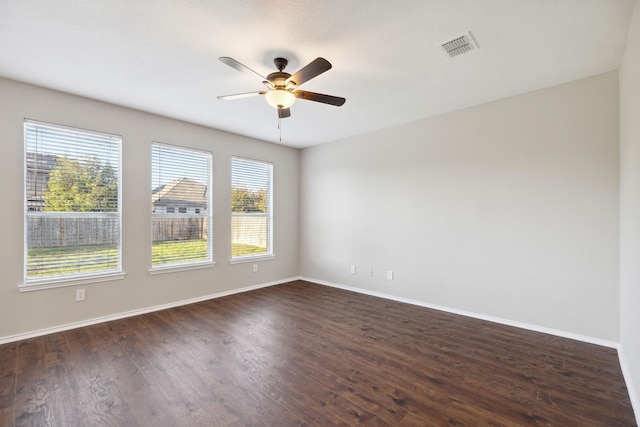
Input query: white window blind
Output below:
<box><xmin>151</xmin><ymin>143</ymin><xmax>212</xmax><ymax>268</ymax></box>
<box><xmin>24</xmin><ymin>120</ymin><xmax>122</xmax><ymax>285</ymax></box>
<box><xmin>231</xmin><ymin>157</ymin><xmax>273</xmax><ymax>259</ymax></box>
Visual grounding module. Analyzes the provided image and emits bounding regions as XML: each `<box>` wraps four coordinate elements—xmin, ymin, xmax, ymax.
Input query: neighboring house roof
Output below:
<box><xmin>152</xmin><ymin>177</ymin><xmax>207</xmax><ymax>207</ymax></box>
<box><xmin>26</xmin><ymin>152</ymin><xmax>59</xmax><ymax>207</ymax></box>
<box><xmin>26</xmin><ymin>152</ymin><xmax>58</xmax><ymax>173</ymax></box>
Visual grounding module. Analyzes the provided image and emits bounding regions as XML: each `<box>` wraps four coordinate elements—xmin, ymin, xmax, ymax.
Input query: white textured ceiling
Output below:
<box><xmin>0</xmin><ymin>0</ymin><xmax>635</xmax><ymax>148</ymax></box>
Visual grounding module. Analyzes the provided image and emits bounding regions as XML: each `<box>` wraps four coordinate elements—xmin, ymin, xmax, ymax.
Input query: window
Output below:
<box><xmin>151</xmin><ymin>142</ymin><xmax>212</xmax><ymax>270</ymax></box>
<box><xmin>23</xmin><ymin>120</ymin><xmax>122</xmax><ymax>288</ymax></box>
<box><xmin>231</xmin><ymin>157</ymin><xmax>273</xmax><ymax>261</ymax></box>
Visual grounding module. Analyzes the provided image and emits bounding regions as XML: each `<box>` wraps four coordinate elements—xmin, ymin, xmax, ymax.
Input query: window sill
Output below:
<box><xmin>149</xmin><ymin>261</ymin><xmax>216</xmax><ymax>275</ymax></box>
<box><xmin>19</xmin><ymin>271</ymin><xmax>126</xmax><ymax>292</ymax></box>
<box><xmin>229</xmin><ymin>254</ymin><xmax>275</xmax><ymax>265</ymax></box>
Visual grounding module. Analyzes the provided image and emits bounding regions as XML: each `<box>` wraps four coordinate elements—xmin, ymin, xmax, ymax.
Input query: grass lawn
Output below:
<box><xmin>27</xmin><ymin>243</ymin><xmax>119</xmax><ymax>277</ymax></box>
<box><xmin>28</xmin><ymin>239</ymin><xmax>266</xmax><ymax>277</ymax></box>
<box><xmin>152</xmin><ymin>239</ymin><xmax>210</xmax><ymax>265</ymax></box>
<box><xmin>232</xmin><ymin>242</ymin><xmax>267</xmax><ymax>257</ymax></box>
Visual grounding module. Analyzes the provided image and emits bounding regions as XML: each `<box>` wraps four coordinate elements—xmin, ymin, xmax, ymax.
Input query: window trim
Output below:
<box><xmin>230</xmin><ymin>156</ymin><xmax>274</xmax><ymax>262</ymax></box>
<box><xmin>148</xmin><ymin>260</ymin><xmax>216</xmax><ymax>275</ymax></box>
<box><xmin>229</xmin><ymin>254</ymin><xmax>275</xmax><ymax>265</ymax></box>
<box><xmin>18</xmin><ymin>271</ymin><xmax>126</xmax><ymax>292</ymax></box>
<box><xmin>149</xmin><ymin>141</ymin><xmax>214</xmax><ymax>273</ymax></box>
<box><xmin>23</xmin><ymin>119</ymin><xmax>123</xmax><ymax>289</ymax></box>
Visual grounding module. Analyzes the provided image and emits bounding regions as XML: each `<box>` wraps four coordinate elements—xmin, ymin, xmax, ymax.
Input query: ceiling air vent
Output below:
<box><xmin>441</xmin><ymin>32</ymin><xmax>477</xmax><ymax>58</ymax></box>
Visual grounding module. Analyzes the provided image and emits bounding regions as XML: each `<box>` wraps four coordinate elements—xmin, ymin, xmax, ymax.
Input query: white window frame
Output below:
<box><xmin>149</xmin><ymin>142</ymin><xmax>214</xmax><ymax>274</ymax></box>
<box><xmin>21</xmin><ymin>119</ymin><xmax>124</xmax><ymax>292</ymax></box>
<box><xmin>230</xmin><ymin>156</ymin><xmax>274</xmax><ymax>264</ymax></box>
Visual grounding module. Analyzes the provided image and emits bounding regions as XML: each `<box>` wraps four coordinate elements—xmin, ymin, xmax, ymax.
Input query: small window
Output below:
<box><xmin>24</xmin><ymin>120</ymin><xmax>122</xmax><ymax>287</ymax></box>
<box><xmin>231</xmin><ymin>157</ymin><xmax>273</xmax><ymax>260</ymax></box>
<box><xmin>151</xmin><ymin>142</ymin><xmax>213</xmax><ymax>269</ymax></box>
<box><xmin>195</xmin><ymin>208</ymin><xmax>201</xmax><ymax>214</ymax></box>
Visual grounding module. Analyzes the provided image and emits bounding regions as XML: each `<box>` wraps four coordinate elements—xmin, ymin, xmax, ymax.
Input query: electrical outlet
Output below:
<box><xmin>253</xmin><ymin>264</ymin><xmax>258</xmax><ymax>273</ymax></box>
<box><xmin>350</xmin><ymin>265</ymin><xmax>356</xmax><ymax>274</ymax></box>
<box><xmin>75</xmin><ymin>288</ymin><xmax>86</xmax><ymax>301</ymax></box>
<box><xmin>369</xmin><ymin>268</ymin><xmax>374</xmax><ymax>277</ymax></box>
<box><xmin>387</xmin><ymin>270</ymin><xmax>394</xmax><ymax>280</ymax></box>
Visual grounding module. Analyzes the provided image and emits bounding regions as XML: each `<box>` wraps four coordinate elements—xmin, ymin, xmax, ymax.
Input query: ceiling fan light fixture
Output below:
<box><xmin>265</xmin><ymin>89</ymin><xmax>295</xmax><ymax>109</ymax></box>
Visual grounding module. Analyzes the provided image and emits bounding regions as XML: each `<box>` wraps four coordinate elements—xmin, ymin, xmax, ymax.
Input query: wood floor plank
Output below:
<box><xmin>14</xmin><ymin>338</ymin><xmax>51</xmax><ymax>426</ymax></box>
<box><xmin>40</xmin><ymin>332</ymin><xmax>86</xmax><ymax>425</ymax></box>
<box><xmin>175</xmin><ymin>398</ymin><xmax>245</xmax><ymax>427</ymax></box>
<box><xmin>1</xmin><ymin>280</ymin><xmax>636</xmax><ymax>425</ymax></box>
<box><xmin>0</xmin><ymin>342</ymin><xmax>17</xmax><ymax>427</ymax></box>
<box><xmin>60</xmin><ymin>327</ymin><xmax>139</xmax><ymax>426</ymax></box>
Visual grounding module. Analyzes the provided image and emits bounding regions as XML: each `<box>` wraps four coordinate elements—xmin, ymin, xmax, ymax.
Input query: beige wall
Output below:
<box><xmin>300</xmin><ymin>71</ymin><xmax>620</xmax><ymax>341</ymax></box>
<box><xmin>0</xmin><ymin>77</ymin><xmax>300</xmax><ymax>340</ymax></box>
<box><xmin>620</xmin><ymin>0</ymin><xmax>640</xmax><ymax>415</ymax></box>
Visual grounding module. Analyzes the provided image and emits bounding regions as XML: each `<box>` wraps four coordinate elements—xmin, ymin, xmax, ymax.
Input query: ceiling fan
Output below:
<box><xmin>217</xmin><ymin>56</ymin><xmax>346</xmax><ymax>119</ymax></box>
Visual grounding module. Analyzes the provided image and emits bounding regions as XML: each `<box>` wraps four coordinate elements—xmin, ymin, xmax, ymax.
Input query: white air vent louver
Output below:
<box><xmin>441</xmin><ymin>32</ymin><xmax>477</xmax><ymax>58</ymax></box>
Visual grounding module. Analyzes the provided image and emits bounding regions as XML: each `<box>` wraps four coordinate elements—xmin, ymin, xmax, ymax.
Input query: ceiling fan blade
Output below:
<box><xmin>219</xmin><ymin>57</ymin><xmax>270</xmax><ymax>86</ymax></box>
<box><xmin>286</xmin><ymin>57</ymin><xmax>332</xmax><ymax>87</ymax></box>
<box><xmin>278</xmin><ymin>108</ymin><xmax>291</xmax><ymax>119</ymax></box>
<box><xmin>294</xmin><ymin>90</ymin><xmax>346</xmax><ymax>106</ymax></box>
<box><xmin>217</xmin><ymin>91</ymin><xmax>266</xmax><ymax>101</ymax></box>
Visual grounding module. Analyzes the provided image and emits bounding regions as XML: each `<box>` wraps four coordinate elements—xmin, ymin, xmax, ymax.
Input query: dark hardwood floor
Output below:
<box><xmin>0</xmin><ymin>280</ymin><xmax>636</xmax><ymax>426</ymax></box>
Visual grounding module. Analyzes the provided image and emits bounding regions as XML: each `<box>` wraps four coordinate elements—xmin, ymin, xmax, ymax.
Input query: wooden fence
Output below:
<box><xmin>152</xmin><ymin>214</ymin><xmax>208</xmax><ymax>241</ymax></box>
<box><xmin>26</xmin><ymin>213</ymin><xmax>267</xmax><ymax>247</ymax></box>
<box><xmin>27</xmin><ymin>213</ymin><xmax>210</xmax><ymax>247</ymax></box>
<box><xmin>27</xmin><ymin>213</ymin><xmax>119</xmax><ymax>248</ymax></box>
<box><xmin>231</xmin><ymin>215</ymin><xmax>268</xmax><ymax>248</ymax></box>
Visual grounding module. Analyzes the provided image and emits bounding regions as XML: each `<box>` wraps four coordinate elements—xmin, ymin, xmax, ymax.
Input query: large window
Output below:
<box><xmin>151</xmin><ymin>143</ymin><xmax>213</xmax><ymax>270</ymax></box>
<box><xmin>24</xmin><ymin>120</ymin><xmax>122</xmax><ymax>288</ymax></box>
<box><xmin>231</xmin><ymin>157</ymin><xmax>273</xmax><ymax>261</ymax></box>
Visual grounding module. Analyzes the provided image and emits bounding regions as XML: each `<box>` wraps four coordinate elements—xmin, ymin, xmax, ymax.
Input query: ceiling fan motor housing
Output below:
<box><xmin>267</xmin><ymin>71</ymin><xmax>293</xmax><ymax>88</ymax></box>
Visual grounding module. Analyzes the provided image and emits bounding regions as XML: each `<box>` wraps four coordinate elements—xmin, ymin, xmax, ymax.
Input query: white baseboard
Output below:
<box><xmin>0</xmin><ymin>277</ymin><xmax>298</xmax><ymax>345</ymax></box>
<box><xmin>5</xmin><ymin>274</ymin><xmax>618</xmax><ymax>349</ymax></box>
<box><xmin>618</xmin><ymin>345</ymin><xmax>640</xmax><ymax>425</ymax></box>
<box><xmin>300</xmin><ymin>276</ymin><xmax>619</xmax><ymax>349</ymax></box>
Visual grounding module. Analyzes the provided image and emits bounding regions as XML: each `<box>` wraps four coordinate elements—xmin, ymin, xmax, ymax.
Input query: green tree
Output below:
<box><xmin>44</xmin><ymin>156</ymin><xmax>117</xmax><ymax>212</ymax></box>
<box><xmin>231</xmin><ymin>186</ymin><xmax>267</xmax><ymax>213</ymax></box>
